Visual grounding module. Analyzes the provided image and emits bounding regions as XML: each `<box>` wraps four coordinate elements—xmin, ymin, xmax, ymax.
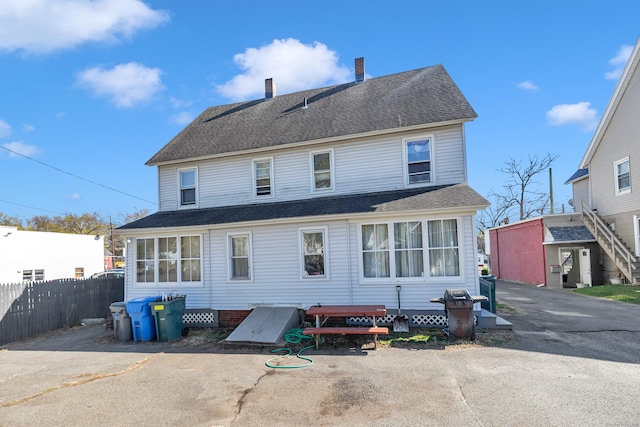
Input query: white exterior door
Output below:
<box><xmin>579</xmin><ymin>249</ymin><xmax>592</xmax><ymax>286</ymax></box>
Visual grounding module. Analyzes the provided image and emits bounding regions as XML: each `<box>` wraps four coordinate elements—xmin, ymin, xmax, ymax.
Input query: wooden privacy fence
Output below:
<box><xmin>0</xmin><ymin>277</ymin><xmax>124</xmax><ymax>346</ymax></box>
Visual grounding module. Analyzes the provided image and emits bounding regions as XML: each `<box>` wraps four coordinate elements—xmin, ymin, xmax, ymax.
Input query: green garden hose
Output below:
<box><xmin>265</xmin><ymin>328</ymin><xmax>315</xmax><ymax>369</ymax></box>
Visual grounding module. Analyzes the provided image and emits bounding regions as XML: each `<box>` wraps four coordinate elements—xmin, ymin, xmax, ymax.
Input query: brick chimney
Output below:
<box><xmin>265</xmin><ymin>78</ymin><xmax>276</xmax><ymax>99</ymax></box>
<box><xmin>355</xmin><ymin>57</ymin><xmax>365</xmax><ymax>83</ymax></box>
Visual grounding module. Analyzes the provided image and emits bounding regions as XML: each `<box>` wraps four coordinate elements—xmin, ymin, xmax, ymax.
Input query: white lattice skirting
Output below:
<box><xmin>348</xmin><ymin>313</ymin><xmax>478</xmax><ymax>327</ymax></box>
<box><xmin>182</xmin><ymin>310</ymin><xmax>216</xmax><ymax>326</ymax></box>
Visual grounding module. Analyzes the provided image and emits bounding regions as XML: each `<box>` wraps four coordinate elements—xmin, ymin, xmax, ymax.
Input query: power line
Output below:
<box><xmin>1</xmin><ymin>145</ymin><xmax>157</xmax><ymax>205</ymax></box>
<box><xmin>0</xmin><ymin>199</ymin><xmax>66</xmax><ymax>215</ymax></box>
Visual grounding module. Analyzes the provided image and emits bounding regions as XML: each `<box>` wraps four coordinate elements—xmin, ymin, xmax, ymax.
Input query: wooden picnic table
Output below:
<box><xmin>303</xmin><ymin>305</ymin><xmax>388</xmax><ymax>349</ymax></box>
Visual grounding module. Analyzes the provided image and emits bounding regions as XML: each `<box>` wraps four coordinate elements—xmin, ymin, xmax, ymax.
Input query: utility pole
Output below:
<box><xmin>110</xmin><ymin>216</ymin><xmax>115</xmax><ymax>256</ymax></box>
<box><xmin>549</xmin><ymin>168</ymin><xmax>554</xmax><ymax>214</ymax></box>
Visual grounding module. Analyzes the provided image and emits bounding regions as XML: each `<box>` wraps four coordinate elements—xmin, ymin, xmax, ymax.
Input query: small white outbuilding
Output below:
<box><xmin>0</xmin><ymin>226</ymin><xmax>105</xmax><ymax>284</ymax></box>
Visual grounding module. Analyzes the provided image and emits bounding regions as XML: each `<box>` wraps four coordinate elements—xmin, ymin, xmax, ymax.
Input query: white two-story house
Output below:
<box><xmin>119</xmin><ymin>58</ymin><xmax>489</xmax><ymax>327</ymax></box>
<box><xmin>568</xmin><ymin>37</ymin><xmax>640</xmax><ymax>284</ymax></box>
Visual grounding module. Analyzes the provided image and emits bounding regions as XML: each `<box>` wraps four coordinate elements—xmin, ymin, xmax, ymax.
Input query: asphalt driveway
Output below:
<box><xmin>1</xmin><ymin>280</ymin><xmax>639</xmax><ymax>426</ymax></box>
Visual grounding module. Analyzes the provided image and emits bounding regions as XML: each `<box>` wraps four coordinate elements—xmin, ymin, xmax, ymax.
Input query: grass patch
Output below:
<box><xmin>496</xmin><ymin>302</ymin><xmax>517</xmax><ymax>313</ymax></box>
<box><xmin>573</xmin><ymin>284</ymin><xmax>640</xmax><ymax>305</ymax></box>
<box><xmin>378</xmin><ymin>330</ymin><xmax>434</xmax><ymax>346</ymax></box>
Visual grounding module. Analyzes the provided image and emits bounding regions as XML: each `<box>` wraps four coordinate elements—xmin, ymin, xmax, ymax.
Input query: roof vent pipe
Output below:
<box><xmin>355</xmin><ymin>57</ymin><xmax>365</xmax><ymax>83</ymax></box>
<box><xmin>303</xmin><ymin>97</ymin><xmax>308</xmax><ymax>109</ymax></box>
<box><xmin>265</xmin><ymin>78</ymin><xmax>276</xmax><ymax>99</ymax></box>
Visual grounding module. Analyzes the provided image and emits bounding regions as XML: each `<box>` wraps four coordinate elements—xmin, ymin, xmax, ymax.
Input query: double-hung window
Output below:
<box><xmin>229</xmin><ymin>233</ymin><xmax>251</xmax><ymax>280</ymax></box>
<box><xmin>254</xmin><ymin>158</ymin><xmax>273</xmax><ymax>197</ymax></box>
<box><xmin>405</xmin><ymin>137</ymin><xmax>432</xmax><ymax>185</ymax></box>
<box><xmin>311</xmin><ymin>150</ymin><xmax>333</xmax><ymax>191</ymax></box>
<box><xmin>136</xmin><ymin>238</ymin><xmax>155</xmax><ymax>282</ymax></box>
<box><xmin>181</xmin><ymin>236</ymin><xmax>201</xmax><ymax>282</ymax></box>
<box><xmin>614</xmin><ymin>157</ymin><xmax>631</xmax><ymax>195</ymax></box>
<box><xmin>179</xmin><ymin>168</ymin><xmax>197</xmax><ymax>206</ymax></box>
<box><xmin>427</xmin><ymin>219</ymin><xmax>460</xmax><ymax>277</ymax></box>
<box><xmin>135</xmin><ymin>236</ymin><xmax>201</xmax><ymax>284</ymax></box>
<box><xmin>394</xmin><ymin>222</ymin><xmax>424</xmax><ymax>277</ymax></box>
<box><xmin>301</xmin><ymin>227</ymin><xmax>327</xmax><ymax>278</ymax></box>
<box><xmin>361</xmin><ymin>218</ymin><xmax>460</xmax><ymax>280</ymax></box>
<box><xmin>362</xmin><ymin>224</ymin><xmax>390</xmax><ymax>278</ymax></box>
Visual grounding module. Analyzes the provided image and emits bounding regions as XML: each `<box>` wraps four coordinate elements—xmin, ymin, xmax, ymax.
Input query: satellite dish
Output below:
<box><xmin>568</xmin><ymin>199</ymin><xmax>574</xmax><ymax>207</ymax></box>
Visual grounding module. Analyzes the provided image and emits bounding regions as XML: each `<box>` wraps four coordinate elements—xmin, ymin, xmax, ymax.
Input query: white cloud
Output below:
<box><xmin>68</xmin><ymin>193</ymin><xmax>82</xmax><ymax>200</ymax></box>
<box><xmin>0</xmin><ymin>119</ymin><xmax>11</xmax><ymax>138</ymax></box>
<box><xmin>77</xmin><ymin>62</ymin><xmax>164</xmax><ymax>108</ymax></box>
<box><xmin>169</xmin><ymin>111</ymin><xmax>194</xmax><ymax>125</ymax></box>
<box><xmin>216</xmin><ymin>38</ymin><xmax>352</xmax><ymax>101</ymax></box>
<box><xmin>0</xmin><ymin>0</ymin><xmax>169</xmax><ymax>54</ymax></box>
<box><xmin>517</xmin><ymin>80</ymin><xmax>539</xmax><ymax>91</ymax></box>
<box><xmin>605</xmin><ymin>44</ymin><xmax>633</xmax><ymax>80</ymax></box>
<box><xmin>2</xmin><ymin>141</ymin><xmax>39</xmax><ymax>157</ymax></box>
<box><xmin>23</xmin><ymin>123</ymin><xmax>35</xmax><ymax>132</ymax></box>
<box><xmin>546</xmin><ymin>102</ymin><xmax>598</xmax><ymax>131</ymax></box>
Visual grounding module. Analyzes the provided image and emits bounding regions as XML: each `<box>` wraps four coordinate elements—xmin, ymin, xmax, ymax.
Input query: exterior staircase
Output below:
<box><xmin>581</xmin><ymin>201</ymin><xmax>640</xmax><ymax>284</ymax></box>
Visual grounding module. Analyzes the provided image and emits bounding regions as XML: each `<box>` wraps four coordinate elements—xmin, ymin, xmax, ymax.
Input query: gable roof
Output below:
<box><xmin>580</xmin><ymin>37</ymin><xmax>640</xmax><ymax>168</ymax></box>
<box><xmin>119</xmin><ymin>183</ymin><xmax>488</xmax><ymax>231</ymax></box>
<box><xmin>147</xmin><ymin>64</ymin><xmax>477</xmax><ymax>165</ymax></box>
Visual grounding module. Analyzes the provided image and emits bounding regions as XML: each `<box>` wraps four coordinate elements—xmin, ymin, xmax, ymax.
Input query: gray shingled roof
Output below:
<box><xmin>147</xmin><ymin>64</ymin><xmax>477</xmax><ymax>165</ymax></box>
<box><xmin>564</xmin><ymin>168</ymin><xmax>589</xmax><ymax>185</ymax></box>
<box><xmin>119</xmin><ymin>184</ymin><xmax>488</xmax><ymax>230</ymax></box>
<box><xmin>547</xmin><ymin>226</ymin><xmax>594</xmax><ymax>242</ymax></box>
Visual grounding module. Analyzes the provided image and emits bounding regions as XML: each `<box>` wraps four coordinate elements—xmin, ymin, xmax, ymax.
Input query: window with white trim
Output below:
<box><xmin>427</xmin><ymin>219</ymin><xmax>460</xmax><ymax>277</ymax></box>
<box><xmin>360</xmin><ymin>218</ymin><xmax>460</xmax><ymax>280</ymax></box>
<box><xmin>229</xmin><ymin>233</ymin><xmax>251</xmax><ymax>280</ymax></box>
<box><xmin>301</xmin><ymin>227</ymin><xmax>327</xmax><ymax>278</ymax></box>
<box><xmin>253</xmin><ymin>158</ymin><xmax>273</xmax><ymax>197</ymax></box>
<box><xmin>362</xmin><ymin>224</ymin><xmax>390</xmax><ymax>278</ymax></box>
<box><xmin>22</xmin><ymin>269</ymin><xmax>44</xmax><ymax>281</ymax></box>
<box><xmin>614</xmin><ymin>157</ymin><xmax>631</xmax><ymax>195</ymax></box>
<box><xmin>181</xmin><ymin>236</ymin><xmax>201</xmax><ymax>282</ymax></box>
<box><xmin>179</xmin><ymin>168</ymin><xmax>197</xmax><ymax>206</ymax></box>
<box><xmin>311</xmin><ymin>150</ymin><xmax>333</xmax><ymax>191</ymax></box>
<box><xmin>405</xmin><ymin>137</ymin><xmax>432</xmax><ymax>185</ymax></box>
<box><xmin>394</xmin><ymin>221</ymin><xmax>424</xmax><ymax>277</ymax></box>
<box><xmin>136</xmin><ymin>238</ymin><xmax>155</xmax><ymax>282</ymax></box>
<box><xmin>135</xmin><ymin>236</ymin><xmax>201</xmax><ymax>283</ymax></box>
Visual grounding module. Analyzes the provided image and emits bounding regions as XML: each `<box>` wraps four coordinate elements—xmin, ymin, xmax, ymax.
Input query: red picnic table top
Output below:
<box><xmin>306</xmin><ymin>304</ymin><xmax>386</xmax><ymax>317</ymax></box>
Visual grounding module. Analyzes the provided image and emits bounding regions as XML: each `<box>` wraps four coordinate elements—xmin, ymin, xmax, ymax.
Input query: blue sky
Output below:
<box><xmin>0</xmin><ymin>1</ymin><xmax>638</xmax><ymax>226</ymax></box>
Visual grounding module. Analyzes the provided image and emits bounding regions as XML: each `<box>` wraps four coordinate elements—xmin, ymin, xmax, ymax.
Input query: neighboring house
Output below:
<box><xmin>0</xmin><ymin>226</ymin><xmax>105</xmax><ymax>284</ymax></box>
<box><xmin>567</xmin><ymin>36</ymin><xmax>640</xmax><ymax>284</ymax></box>
<box><xmin>119</xmin><ymin>59</ymin><xmax>490</xmax><ymax>327</ymax></box>
<box><xmin>488</xmin><ymin>214</ymin><xmax>601</xmax><ymax>289</ymax></box>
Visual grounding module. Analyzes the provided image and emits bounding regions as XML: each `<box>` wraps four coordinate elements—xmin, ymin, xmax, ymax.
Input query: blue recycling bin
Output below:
<box><xmin>126</xmin><ymin>296</ymin><xmax>162</xmax><ymax>342</ymax></box>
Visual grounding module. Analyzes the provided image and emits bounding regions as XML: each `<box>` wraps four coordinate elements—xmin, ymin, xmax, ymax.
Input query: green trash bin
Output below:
<box><xmin>479</xmin><ymin>276</ymin><xmax>496</xmax><ymax>313</ymax></box>
<box><xmin>150</xmin><ymin>296</ymin><xmax>187</xmax><ymax>342</ymax></box>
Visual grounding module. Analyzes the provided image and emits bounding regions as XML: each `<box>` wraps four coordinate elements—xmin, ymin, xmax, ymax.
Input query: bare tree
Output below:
<box><xmin>476</xmin><ymin>153</ymin><xmax>559</xmax><ymax>252</ymax></box>
<box><xmin>494</xmin><ymin>153</ymin><xmax>558</xmax><ymax>222</ymax></box>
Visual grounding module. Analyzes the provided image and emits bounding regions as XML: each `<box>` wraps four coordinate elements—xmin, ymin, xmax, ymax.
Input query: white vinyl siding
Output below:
<box><xmin>156</xmin><ymin>125</ymin><xmax>466</xmax><ymax>211</ymax></box>
<box><xmin>588</xmin><ymin>63</ymin><xmax>640</xmax><ymax>216</ymax></box>
<box><xmin>124</xmin><ymin>214</ymin><xmax>480</xmax><ymax>310</ymax></box>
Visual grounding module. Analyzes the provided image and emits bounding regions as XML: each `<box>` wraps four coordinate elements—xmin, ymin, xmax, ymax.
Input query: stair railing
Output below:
<box><xmin>581</xmin><ymin>200</ymin><xmax>637</xmax><ymax>282</ymax></box>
